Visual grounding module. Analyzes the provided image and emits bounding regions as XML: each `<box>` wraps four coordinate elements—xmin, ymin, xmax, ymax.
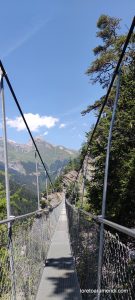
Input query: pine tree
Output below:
<box><xmin>82</xmin><ymin>15</ymin><xmax>135</xmax><ymax>227</ymax></box>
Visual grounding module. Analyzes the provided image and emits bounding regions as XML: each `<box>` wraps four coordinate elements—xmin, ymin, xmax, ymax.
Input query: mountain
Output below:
<box><xmin>0</xmin><ymin>137</ymin><xmax>78</xmax><ymax>190</ymax></box>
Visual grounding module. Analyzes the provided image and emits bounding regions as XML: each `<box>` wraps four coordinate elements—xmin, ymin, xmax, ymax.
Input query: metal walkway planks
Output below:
<box><xmin>36</xmin><ymin>201</ymin><xmax>82</xmax><ymax>300</ymax></box>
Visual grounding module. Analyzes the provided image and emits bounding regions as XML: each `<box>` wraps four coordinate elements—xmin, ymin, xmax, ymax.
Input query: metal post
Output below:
<box><xmin>45</xmin><ymin>170</ymin><xmax>48</xmax><ymax>200</ymax></box>
<box><xmin>0</xmin><ymin>71</ymin><xmax>16</xmax><ymax>300</ymax></box>
<box><xmin>97</xmin><ymin>69</ymin><xmax>121</xmax><ymax>299</ymax></box>
<box><xmin>81</xmin><ymin>155</ymin><xmax>88</xmax><ymax>207</ymax></box>
<box><xmin>0</xmin><ymin>73</ymin><xmax>10</xmax><ymax>219</ymax></box>
<box><xmin>35</xmin><ymin>151</ymin><xmax>40</xmax><ymax>210</ymax></box>
<box><xmin>73</xmin><ymin>182</ymin><xmax>77</xmax><ymax>206</ymax></box>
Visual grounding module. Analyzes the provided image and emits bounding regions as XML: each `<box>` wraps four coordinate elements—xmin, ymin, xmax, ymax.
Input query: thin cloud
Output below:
<box><xmin>58</xmin><ymin>104</ymin><xmax>85</xmax><ymax>117</ymax></box>
<box><xmin>59</xmin><ymin>123</ymin><xmax>66</xmax><ymax>129</ymax></box>
<box><xmin>2</xmin><ymin>19</ymin><xmax>50</xmax><ymax>58</ymax></box>
<box><xmin>7</xmin><ymin>113</ymin><xmax>59</xmax><ymax>132</ymax></box>
<box><xmin>43</xmin><ymin>131</ymin><xmax>48</xmax><ymax>136</ymax></box>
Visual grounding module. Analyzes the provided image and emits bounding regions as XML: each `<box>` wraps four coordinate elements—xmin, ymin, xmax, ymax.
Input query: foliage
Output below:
<box><xmin>65</xmin><ymin>182</ymin><xmax>80</xmax><ymax>204</ymax></box>
<box><xmin>0</xmin><ymin>172</ymin><xmax>38</xmax><ymax>221</ymax></box>
<box><xmin>53</xmin><ymin>176</ymin><xmax>63</xmax><ymax>192</ymax></box>
<box><xmin>63</xmin><ymin>157</ymin><xmax>81</xmax><ymax>173</ymax></box>
<box><xmin>85</xmin><ymin>14</ymin><xmax>134</xmax><ymax>89</ymax></box>
<box><xmin>40</xmin><ymin>199</ymin><xmax>48</xmax><ymax>209</ymax></box>
<box><xmin>82</xmin><ymin>15</ymin><xmax>135</xmax><ymax>227</ymax></box>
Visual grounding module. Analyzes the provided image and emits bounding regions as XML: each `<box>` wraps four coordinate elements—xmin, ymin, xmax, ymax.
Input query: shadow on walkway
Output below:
<box><xmin>45</xmin><ymin>257</ymin><xmax>73</xmax><ymax>269</ymax></box>
<box><xmin>36</xmin><ymin>202</ymin><xmax>81</xmax><ymax>300</ymax></box>
<box><xmin>45</xmin><ymin>257</ymin><xmax>80</xmax><ymax>300</ymax></box>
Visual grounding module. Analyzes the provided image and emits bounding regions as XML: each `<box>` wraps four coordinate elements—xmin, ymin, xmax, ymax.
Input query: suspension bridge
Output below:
<box><xmin>0</xmin><ymin>17</ymin><xmax>135</xmax><ymax>300</ymax></box>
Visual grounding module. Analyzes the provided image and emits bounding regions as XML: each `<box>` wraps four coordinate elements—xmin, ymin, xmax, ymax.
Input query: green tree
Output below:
<box><xmin>53</xmin><ymin>176</ymin><xmax>63</xmax><ymax>192</ymax></box>
<box><xmin>85</xmin><ymin>15</ymin><xmax>134</xmax><ymax>89</ymax></box>
<box><xmin>82</xmin><ymin>15</ymin><xmax>135</xmax><ymax>227</ymax></box>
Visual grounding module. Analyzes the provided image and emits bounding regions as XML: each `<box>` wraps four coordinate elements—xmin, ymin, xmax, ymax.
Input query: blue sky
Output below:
<box><xmin>0</xmin><ymin>0</ymin><xmax>134</xmax><ymax>150</ymax></box>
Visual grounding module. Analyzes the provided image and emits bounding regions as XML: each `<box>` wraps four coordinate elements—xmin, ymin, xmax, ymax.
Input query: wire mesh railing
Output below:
<box><xmin>0</xmin><ymin>224</ymin><xmax>11</xmax><ymax>299</ymax></box>
<box><xmin>0</xmin><ymin>201</ymin><xmax>62</xmax><ymax>300</ymax></box>
<box><xmin>66</xmin><ymin>199</ymin><xmax>100</xmax><ymax>299</ymax></box>
<box><xmin>66</xmin><ymin>198</ymin><xmax>135</xmax><ymax>300</ymax></box>
<box><xmin>101</xmin><ymin>228</ymin><xmax>135</xmax><ymax>300</ymax></box>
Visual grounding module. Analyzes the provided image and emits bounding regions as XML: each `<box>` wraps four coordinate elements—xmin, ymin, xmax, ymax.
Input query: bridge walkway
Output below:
<box><xmin>36</xmin><ymin>201</ymin><xmax>82</xmax><ymax>300</ymax></box>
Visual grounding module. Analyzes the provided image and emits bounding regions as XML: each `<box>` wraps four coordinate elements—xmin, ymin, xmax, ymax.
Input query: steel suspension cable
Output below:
<box><xmin>0</xmin><ymin>61</ymin><xmax>54</xmax><ymax>189</ymax></box>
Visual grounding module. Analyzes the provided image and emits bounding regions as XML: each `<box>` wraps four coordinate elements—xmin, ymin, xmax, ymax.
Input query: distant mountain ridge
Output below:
<box><xmin>0</xmin><ymin>137</ymin><xmax>78</xmax><ymax>189</ymax></box>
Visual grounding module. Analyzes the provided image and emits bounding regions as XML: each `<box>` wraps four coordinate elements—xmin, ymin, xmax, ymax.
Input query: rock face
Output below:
<box><xmin>0</xmin><ymin>137</ymin><xmax>78</xmax><ymax>189</ymax></box>
<box><xmin>62</xmin><ymin>170</ymin><xmax>78</xmax><ymax>186</ymax></box>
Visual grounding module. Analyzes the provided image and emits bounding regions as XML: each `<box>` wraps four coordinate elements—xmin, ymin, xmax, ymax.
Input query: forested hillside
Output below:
<box><xmin>0</xmin><ymin>170</ymin><xmax>38</xmax><ymax>220</ymax></box>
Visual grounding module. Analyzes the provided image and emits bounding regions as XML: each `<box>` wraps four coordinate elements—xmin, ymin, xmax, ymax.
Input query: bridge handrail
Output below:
<box><xmin>0</xmin><ymin>200</ymin><xmax>62</xmax><ymax>225</ymax></box>
<box><xmin>66</xmin><ymin>197</ymin><xmax>135</xmax><ymax>238</ymax></box>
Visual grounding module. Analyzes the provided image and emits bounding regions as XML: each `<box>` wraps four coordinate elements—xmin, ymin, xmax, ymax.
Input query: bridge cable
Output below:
<box><xmin>0</xmin><ymin>61</ymin><xmax>54</xmax><ymax>189</ymax></box>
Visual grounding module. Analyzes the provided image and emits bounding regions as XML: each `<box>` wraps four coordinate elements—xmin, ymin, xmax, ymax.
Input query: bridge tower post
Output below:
<box><xmin>45</xmin><ymin>170</ymin><xmax>48</xmax><ymax>200</ymax></box>
<box><xmin>35</xmin><ymin>151</ymin><xmax>40</xmax><ymax>210</ymax></box>
<box><xmin>97</xmin><ymin>68</ymin><xmax>121</xmax><ymax>299</ymax></box>
<box><xmin>0</xmin><ymin>70</ymin><xmax>16</xmax><ymax>300</ymax></box>
<box><xmin>81</xmin><ymin>154</ymin><xmax>88</xmax><ymax>207</ymax></box>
